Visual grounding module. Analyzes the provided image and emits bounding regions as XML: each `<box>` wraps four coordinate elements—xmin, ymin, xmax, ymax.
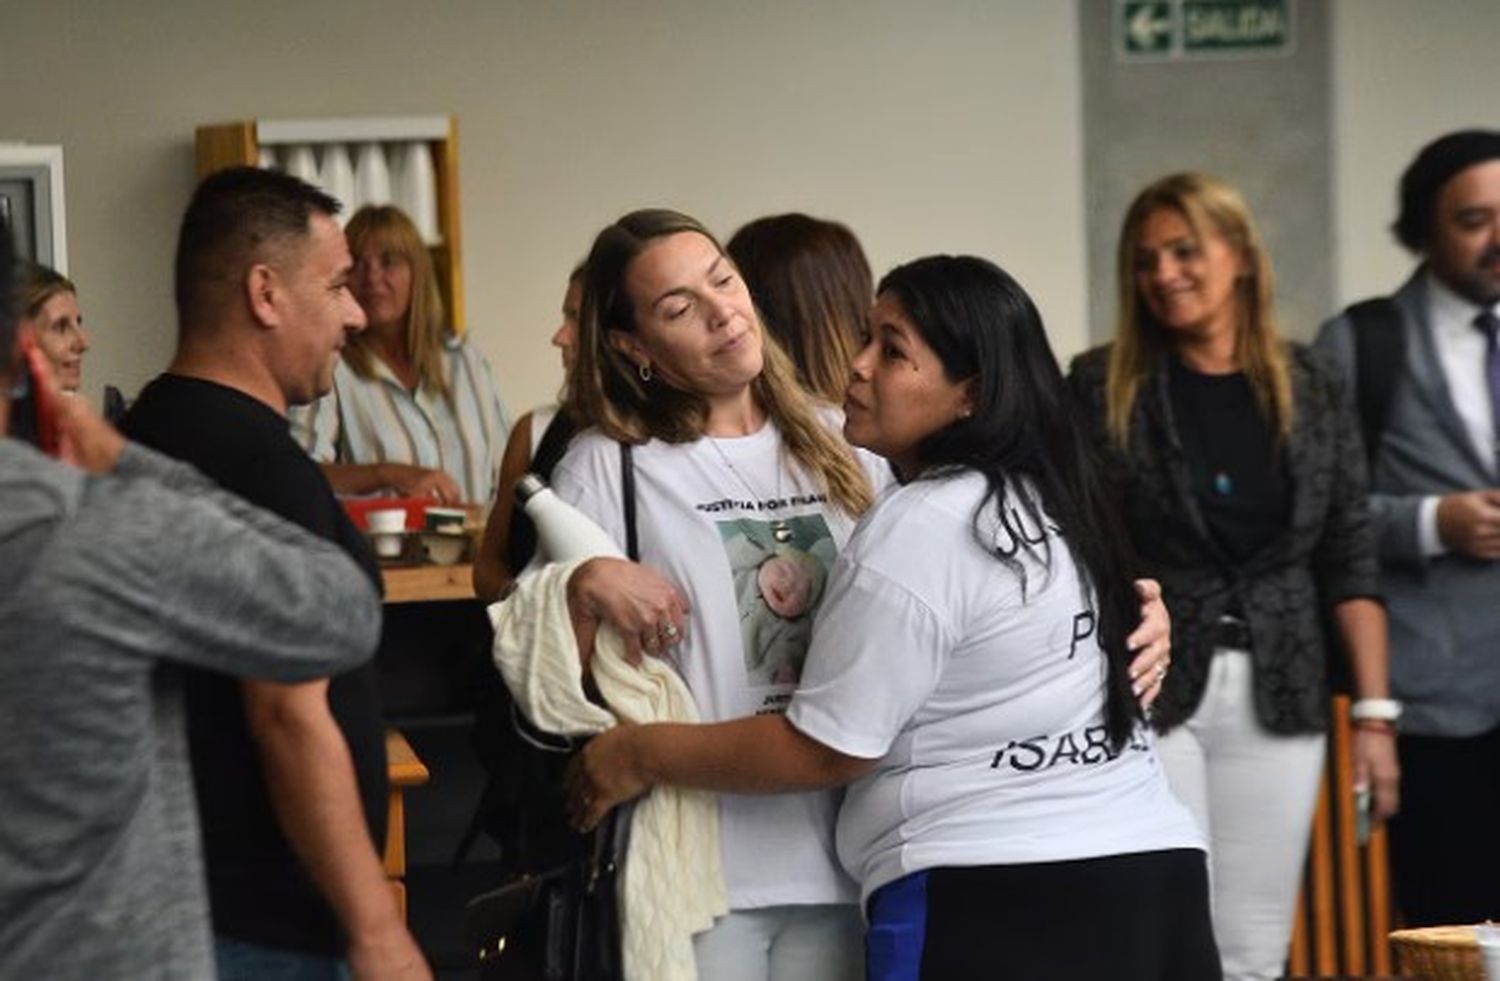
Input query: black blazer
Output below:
<box><xmin>1068</xmin><ymin>343</ymin><xmax>1381</xmax><ymax>734</ymax></box>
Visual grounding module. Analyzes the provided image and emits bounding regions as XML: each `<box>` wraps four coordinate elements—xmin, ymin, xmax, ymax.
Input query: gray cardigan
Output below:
<box><xmin>0</xmin><ymin>439</ymin><xmax>380</xmax><ymax>979</ymax></box>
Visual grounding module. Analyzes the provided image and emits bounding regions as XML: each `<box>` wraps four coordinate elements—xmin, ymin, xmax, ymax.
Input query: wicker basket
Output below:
<box><xmin>1389</xmin><ymin>925</ymin><xmax>1486</xmax><ymax>981</ymax></box>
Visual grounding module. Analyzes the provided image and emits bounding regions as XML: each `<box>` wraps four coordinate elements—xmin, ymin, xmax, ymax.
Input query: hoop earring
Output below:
<box><xmin>638</xmin><ymin>363</ymin><xmax>653</xmax><ymax>382</ymax></box>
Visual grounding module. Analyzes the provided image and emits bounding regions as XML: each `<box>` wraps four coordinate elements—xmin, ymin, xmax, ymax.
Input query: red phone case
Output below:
<box><xmin>18</xmin><ymin>333</ymin><xmax>62</xmax><ymax>456</ymax></box>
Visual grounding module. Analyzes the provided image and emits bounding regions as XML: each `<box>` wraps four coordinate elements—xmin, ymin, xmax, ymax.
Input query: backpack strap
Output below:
<box><xmin>1345</xmin><ymin>297</ymin><xmax>1405</xmax><ymax>467</ymax></box>
<box><xmin>620</xmin><ymin>442</ymin><xmax>639</xmax><ymax>562</ymax></box>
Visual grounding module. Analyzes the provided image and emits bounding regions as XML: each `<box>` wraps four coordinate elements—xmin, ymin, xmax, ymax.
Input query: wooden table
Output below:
<box><xmin>382</xmin><ymin>563</ymin><xmax>476</xmax><ymax>604</ymax></box>
<box><xmin>384</xmin><ymin>728</ymin><xmax>430</xmax><ymax>919</ymax></box>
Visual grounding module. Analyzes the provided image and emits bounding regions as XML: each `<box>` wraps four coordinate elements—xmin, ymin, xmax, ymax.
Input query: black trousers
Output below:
<box><xmin>867</xmin><ymin>849</ymin><xmax>1221</xmax><ymax>981</ymax></box>
<box><xmin>1388</xmin><ymin>723</ymin><xmax>1500</xmax><ymax>926</ymax></box>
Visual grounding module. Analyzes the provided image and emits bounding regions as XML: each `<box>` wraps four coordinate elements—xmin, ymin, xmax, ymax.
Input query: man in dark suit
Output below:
<box><xmin>1316</xmin><ymin>130</ymin><xmax>1500</xmax><ymax>926</ymax></box>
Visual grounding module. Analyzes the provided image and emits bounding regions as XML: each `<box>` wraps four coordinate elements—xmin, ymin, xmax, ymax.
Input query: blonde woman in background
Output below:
<box><xmin>1068</xmin><ymin>172</ymin><xmax>1399</xmax><ymax>981</ymax></box>
<box><xmin>19</xmin><ymin>264</ymin><xmax>89</xmax><ymax>394</ymax></box>
<box><xmin>292</xmin><ymin>204</ymin><xmax>509</xmax><ymax>505</ymax></box>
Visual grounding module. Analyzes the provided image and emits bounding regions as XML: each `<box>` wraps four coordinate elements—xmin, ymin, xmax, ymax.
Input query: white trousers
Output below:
<box><xmin>692</xmin><ymin>903</ymin><xmax>864</xmax><ymax>981</ymax></box>
<box><xmin>1155</xmin><ymin>649</ymin><xmax>1325</xmax><ymax>981</ymax></box>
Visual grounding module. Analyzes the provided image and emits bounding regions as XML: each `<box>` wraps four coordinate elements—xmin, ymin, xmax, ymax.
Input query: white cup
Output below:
<box><xmin>257</xmin><ymin>146</ymin><xmax>279</xmax><ymax>171</ymax></box>
<box><xmin>371</xmin><ymin>533</ymin><xmax>404</xmax><ymax>559</ymax></box>
<box><xmin>391</xmin><ymin>141</ymin><xmax>439</xmax><ymax>244</ymax></box>
<box><xmin>318</xmin><ymin>143</ymin><xmax>356</xmax><ymax>218</ymax></box>
<box><xmin>366</xmin><ymin>507</ymin><xmax>407</xmax><ymax>534</ymax></box>
<box><xmin>283</xmin><ymin>144</ymin><xmax>320</xmax><ymax>186</ymax></box>
<box><xmin>353</xmin><ymin>142</ymin><xmax>392</xmax><ymax>211</ymax></box>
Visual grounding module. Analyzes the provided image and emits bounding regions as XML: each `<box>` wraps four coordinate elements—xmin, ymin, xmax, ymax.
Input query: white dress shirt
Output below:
<box><xmin>1418</xmin><ymin>270</ymin><xmax>1500</xmax><ymax>556</ymax></box>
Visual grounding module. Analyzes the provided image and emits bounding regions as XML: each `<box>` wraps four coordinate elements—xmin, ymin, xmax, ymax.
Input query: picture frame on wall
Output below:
<box><xmin>0</xmin><ymin>144</ymin><xmax>68</xmax><ymax>273</ymax></box>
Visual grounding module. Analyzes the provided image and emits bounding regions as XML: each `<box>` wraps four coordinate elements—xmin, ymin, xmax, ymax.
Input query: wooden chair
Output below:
<box><xmin>385</xmin><ymin>728</ymin><xmax>431</xmax><ymax>921</ymax></box>
<box><xmin>1284</xmin><ymin>695</ymin><xmax>1396</xmax><ymax>977</ymax></box>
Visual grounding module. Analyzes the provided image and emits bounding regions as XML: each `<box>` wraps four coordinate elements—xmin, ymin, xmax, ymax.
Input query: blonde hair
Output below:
<box><xmin>1106</xmin><ymin>172</ymin><xmax>1292</xmax><ymax>448</ymax></box>
<box><xmin>20</xmin><ymin>263</ymin><xmax>77</xmax><ymax>320</ymax></box>
<box><xmin>568</xmin><ymin>209</ymin><xmax>874</xmax><ymax>516</ymax></box>
<box><xmin>342</xmin><ymin>205</ymin><xmax>449</xmax><ymax>396</ymax></box>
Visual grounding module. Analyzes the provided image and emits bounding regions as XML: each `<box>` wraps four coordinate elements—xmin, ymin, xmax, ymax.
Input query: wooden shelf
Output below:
<box><xmin>193</xmin><ymin>115</ymin><xmax>465</xmax><ymax>333</ymax></box>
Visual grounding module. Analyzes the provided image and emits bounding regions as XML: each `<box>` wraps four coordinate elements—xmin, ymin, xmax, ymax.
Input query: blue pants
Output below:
<box><xmin>215</xmin><ymin>936</ymin><xmax>351</xmax><ymax>981</ymax></box>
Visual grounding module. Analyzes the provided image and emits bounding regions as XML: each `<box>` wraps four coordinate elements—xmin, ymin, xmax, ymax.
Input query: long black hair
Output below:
<box><xmin>877</xmin><ymin>255</ymin><xmax>1142</xmax><ymax>748</ymax></box>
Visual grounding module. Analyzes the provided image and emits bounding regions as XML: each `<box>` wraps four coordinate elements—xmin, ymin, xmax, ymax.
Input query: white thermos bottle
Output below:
<box><xmin>514</xmin><ymin>473</ymin><xmax>623</xmax><ymax>562</ymax></box>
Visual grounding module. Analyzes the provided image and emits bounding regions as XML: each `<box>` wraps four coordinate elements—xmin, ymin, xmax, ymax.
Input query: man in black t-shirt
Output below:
<box><xmin>122</xmin><ymin>168</ymin><xmax>430</xmax><ymax>980</ymax></box>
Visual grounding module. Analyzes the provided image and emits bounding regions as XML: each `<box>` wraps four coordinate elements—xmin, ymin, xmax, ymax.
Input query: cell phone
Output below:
<box><xmin>8</xmin><ymin>331</ymin><xmax>61</xmax><ymax>456</ymax></box>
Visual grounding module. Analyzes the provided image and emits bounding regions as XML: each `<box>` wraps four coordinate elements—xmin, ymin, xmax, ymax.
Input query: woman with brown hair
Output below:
<box><xmin>473</xmin><ymin>262</ymin><xmax>585</xmax><ymax>602</ymax></box>
<box><xmin>726</xmin><ymin>213</ymin><xmax>871</xmax><ymax>404</ymax></box>
<box><xmin>291</xmin><ymin>204</ymin><xmax>509</xmax><ymax>505</ymax></box>
<box><xmin>1068</xmin><ymin>172</ymin><xmax>1400</xmax><ymax>981</ymax></box>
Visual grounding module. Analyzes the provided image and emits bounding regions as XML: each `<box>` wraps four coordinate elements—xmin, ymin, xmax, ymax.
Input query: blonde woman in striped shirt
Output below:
<box><xmin>291</xmin><ymin>205</ymin><xmax>510</xmax><ymax>505</ymax></box>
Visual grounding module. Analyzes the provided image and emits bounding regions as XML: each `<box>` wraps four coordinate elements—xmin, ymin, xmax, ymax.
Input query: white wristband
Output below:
<box><xmin>1350</xmin><ymin>697</ymin><xmax>1402</xmax><ymax>722</ymax></box>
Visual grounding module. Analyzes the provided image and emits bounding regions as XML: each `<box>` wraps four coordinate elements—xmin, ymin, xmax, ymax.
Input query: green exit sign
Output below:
<box><xmin>1121</xmin><ymin>2</ymin><xmax>1173</xmax><ymax>55</ymax></box>
<box><xmin>1183</xmin><ymin>0</ymin><xmax>1291</xmax><ymax>52</ymax></box>
<box><xmin>1118</xmin><ymin>0</ymin><xmax>1294</xmax><ymax>61</ymax></box>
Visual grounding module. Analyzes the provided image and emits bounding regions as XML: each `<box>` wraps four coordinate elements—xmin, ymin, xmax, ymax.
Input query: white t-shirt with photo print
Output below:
<box><xmin>786</xmin><ymin>470</ymin><xmax>1203</xmax><ymax>905</ymax></box>
<box><xmin>551</xmin><ymin>417</ymin><xmax>892</xmax><ymax>909</ymax></box>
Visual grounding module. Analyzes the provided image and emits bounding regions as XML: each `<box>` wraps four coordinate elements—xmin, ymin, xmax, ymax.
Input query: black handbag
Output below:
<box><xmin>464</xmin><ymin>442</ymin><xmax>638</xmax><ymax>981</ymax></box>
<box><xmin>465</xmin><ymin>813</ymin><xmax>622</xmax><ymax>981</ymax></box>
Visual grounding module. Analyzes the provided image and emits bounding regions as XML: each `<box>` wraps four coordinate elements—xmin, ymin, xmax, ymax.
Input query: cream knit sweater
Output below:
<box><xmin>490</xmin><ymin>559</ymin><xmax>728</xmax><ymax>981</ymax></box>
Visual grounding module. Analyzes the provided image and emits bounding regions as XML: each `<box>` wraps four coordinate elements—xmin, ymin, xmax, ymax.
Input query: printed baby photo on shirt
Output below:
<box><xmin>718</xmin><ymin>514</ymin><xmax>837</xmax><ymax>687</ymax></box>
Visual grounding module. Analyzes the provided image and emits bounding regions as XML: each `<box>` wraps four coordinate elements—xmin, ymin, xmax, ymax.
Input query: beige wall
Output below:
<box><xmin>3</xmin><ymin>0</ymin><xmax>1086</xmax><ymax>417</ymax></box>
<box><xmin>1331</xmin><ymin>0</ymin><xmax>1500</xmax><ymax>305</ymax></box>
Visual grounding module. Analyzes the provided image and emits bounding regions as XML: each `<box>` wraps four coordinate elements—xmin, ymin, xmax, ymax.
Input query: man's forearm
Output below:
<box><xmin>242</xmin><ymin>681</ymin><xmax>408</xmax><ymax>946</ymax></box>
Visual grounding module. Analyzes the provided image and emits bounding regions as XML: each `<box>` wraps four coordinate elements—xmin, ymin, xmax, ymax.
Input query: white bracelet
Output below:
<box><xmin>1350</xmin><ymin>697</ymin><xmax>1402</xmax><ymax>722</ymax></box>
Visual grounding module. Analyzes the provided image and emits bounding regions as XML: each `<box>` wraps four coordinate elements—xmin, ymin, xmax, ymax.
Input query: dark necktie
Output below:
<box><xmin>1475</xmin><ymin>310</ymin><xmax>1500</xmax><ymax>475</ymax></box>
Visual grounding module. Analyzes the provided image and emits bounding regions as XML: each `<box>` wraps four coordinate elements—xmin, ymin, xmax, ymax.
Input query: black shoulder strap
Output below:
<box><xmin>619</xmin><ymin>442</ymin><xmax>639</xmax><ymax>562</ymax></box>
<box><xmin>1345</xmin><ymin>297</ymin><xmax>1405</xmax><ymax>466</ymax></box>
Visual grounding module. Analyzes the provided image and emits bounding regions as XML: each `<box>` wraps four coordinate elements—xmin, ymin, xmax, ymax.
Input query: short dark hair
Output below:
<box><xmin>1393</xmin><ymin>129</ymin><xmax>1500</xmax><ymax>253</ymax></box>
<box><xmin>877</xmin><ymin>255</ymin><xmax>1143</xmax><ymax>750</ymax></box>
<box><xmin>174</xmin><ymin>166</ymin><xmax>340</xmax><ymax>331</ymax></box>
<box><xmin>0</xmin><ymin>222</ymin><xmax>17</xmax><ymax>380</ymax></box>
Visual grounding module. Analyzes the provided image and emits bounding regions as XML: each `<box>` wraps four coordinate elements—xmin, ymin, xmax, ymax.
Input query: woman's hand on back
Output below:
<box><xmin>566</xmin><ymin>557</ymin><xmax>690</xmax><ymax>668</ymax></box>
<box><xmin>1127</xmin><ymin>579</ymin><xmax>1172</xmax><ymax>710</ymax></box>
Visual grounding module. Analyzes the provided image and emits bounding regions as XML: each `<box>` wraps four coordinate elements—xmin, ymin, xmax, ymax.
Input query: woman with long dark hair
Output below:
<box><xmin>566</xmin><ymin>254</ymin><xmax>1215</xmax><ymax>979</ymax></box>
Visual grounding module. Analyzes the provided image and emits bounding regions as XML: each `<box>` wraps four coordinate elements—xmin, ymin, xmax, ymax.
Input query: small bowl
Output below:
<box><xmin>424</xmin><ymin>506</ymin><xmax>469</xmax><ymax>534</ymax></box>
<box><xmin>421</xmin><ymin>531</ymin><xmax>467</xmax><ymax>566</ymax></box>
